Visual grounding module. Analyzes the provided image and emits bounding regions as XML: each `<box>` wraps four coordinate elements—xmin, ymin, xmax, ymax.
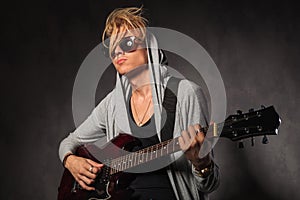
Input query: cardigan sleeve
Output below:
<box><xmin>176</xmin><ymin>79</ymin><xmax>220</xmax><ymax>193</ymax></box>
<box><xmin>58</xmin><ymin>91</ymin><xmax>113</xmax><ymax>162</ymax></box>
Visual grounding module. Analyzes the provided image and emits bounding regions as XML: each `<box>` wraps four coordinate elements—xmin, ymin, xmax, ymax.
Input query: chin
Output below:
<box><xmin>115</xmin><ymin>66</ymin><xmax>127</xmax><ymax>75</ymax></box>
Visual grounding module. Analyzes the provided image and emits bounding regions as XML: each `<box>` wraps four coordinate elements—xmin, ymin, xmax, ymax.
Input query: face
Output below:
<box><xmin>111</xmin><ymin>31</ymin><xmax>148</xmax><ymax>75</ymax></box>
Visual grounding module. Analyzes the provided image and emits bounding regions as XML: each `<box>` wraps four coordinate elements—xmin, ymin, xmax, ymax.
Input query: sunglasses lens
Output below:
<box><xmin>120</xmin><ymin>37</ymin><xmax>136</xmax><ymax>52</ymax></box>
<box><xmin>111</xmin><ymin>36</ymin><xmax>143</xmax><ymax>59</ymax></box>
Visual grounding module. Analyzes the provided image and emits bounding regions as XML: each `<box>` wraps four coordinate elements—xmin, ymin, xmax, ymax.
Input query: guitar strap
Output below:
<box><xmin>161</xmin><ymin>77</ymin><xmax>181</xmax><ymax>142</ymax></box>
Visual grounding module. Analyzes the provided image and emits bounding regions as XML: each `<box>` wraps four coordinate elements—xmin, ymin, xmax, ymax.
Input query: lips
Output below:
<box><xmin>117</xmin><ymin>58</ymin><xmax>127</xmax><ymax>65</ymax></box>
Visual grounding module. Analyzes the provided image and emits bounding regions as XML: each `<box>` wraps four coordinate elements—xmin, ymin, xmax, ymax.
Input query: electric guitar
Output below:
<box><xmin>57</xmin><ymin>105</ymin><xmax>281</xmax><ymax>200</ymax></box>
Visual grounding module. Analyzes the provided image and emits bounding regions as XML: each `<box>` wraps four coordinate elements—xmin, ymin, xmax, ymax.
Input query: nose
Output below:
<box><xmin>113</xmin><ymin>45</ymin><xmax>125</xmax><ymax>58</ymax></box>
<box><xmin>114</xmin><ymin>51</ymin><xmax>124</xmax><ymax>58</ymax></box>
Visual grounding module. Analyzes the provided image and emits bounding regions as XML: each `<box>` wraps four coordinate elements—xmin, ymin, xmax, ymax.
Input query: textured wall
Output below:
<box><xmin>1</xmin><ymin>0</ymin><xmax>299</xmax><ymax>199</ymax></box>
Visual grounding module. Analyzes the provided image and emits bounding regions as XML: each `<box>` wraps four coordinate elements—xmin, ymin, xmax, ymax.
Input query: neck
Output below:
<box><xmin>133</xmin><ymin>83</ymin><xmax>152</xmax><ymax>98</ymax></box>
<box><xmin>126</xmin><ymin>65</ymin><xmax>152</xmax><ymax>97</ymax></box>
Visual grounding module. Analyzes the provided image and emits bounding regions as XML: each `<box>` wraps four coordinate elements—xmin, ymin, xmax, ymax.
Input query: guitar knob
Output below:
<box><xmin>262</xmin><ymin>135</ymin><xmax>269</xmax><ymax>144</ymax></box>
<box><xmin>251</xmin><ymin>137</ymin><xmax>255</xmax><ymax>146</ymax></box>
<box><xmin>249</xmin><ymin>108</ymin><xmax>254</xmax><ymax>112</ymax></box>
<box><xmin>237</xmin><ymin>110</ymin><xmax>242</xmax><ymax>115</ymax></box>
<box><xmin>238</xmin><ymin>141</ymin><xmax>244</xmax><ymax>148</ymax></box>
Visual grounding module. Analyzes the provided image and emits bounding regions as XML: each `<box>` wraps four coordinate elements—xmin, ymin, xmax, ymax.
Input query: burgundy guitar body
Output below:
<box><xmin>57</xmin><ymin>133</ymin><xmax>141</xmax><ymax>200</ymax></box>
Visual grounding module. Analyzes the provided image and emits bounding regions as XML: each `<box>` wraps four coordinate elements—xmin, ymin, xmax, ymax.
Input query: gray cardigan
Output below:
<box><xmin>59</xmin><ymin>79</ymin><xmax>220</xmax><ymax>200</ymax></box>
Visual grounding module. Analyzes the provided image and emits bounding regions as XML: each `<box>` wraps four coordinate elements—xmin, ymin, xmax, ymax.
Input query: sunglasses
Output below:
<box><xmin>109</xmin><ymin>36</ymin><xmax>144</xmax><ymax>59</ymax></box>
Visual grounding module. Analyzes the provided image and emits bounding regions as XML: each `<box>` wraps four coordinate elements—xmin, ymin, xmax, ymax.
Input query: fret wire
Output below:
<box><xmin>128</xmin><ymin>153</ymin><xmax>131</xmax><ymax>169</ymax></box>
<box><xmin>119</xmin><ymin>155</ymin><xmax>123</xmax><ymax>171</ymax></box>
<box><xmin>137</xmin><ymin>151</ymin><xmax>140</xmax><ymax>166</ymax></box>
<box><xmin>173</xmin><ymin>138</ymin><xmax>175</xmax><ymax>152</ymax></box>
<box><xmin>110</xmin><ymin>159</ymin><xmax>114</xmax><ymax>173</ymax></box>
<box><xmin>127</xmin><ymin>153</ymin><xmax>131</xmax><ymax>169</ymax></box>
<box><xmin>140</xmin><ymin>150</ymin><xmax>142</xmax><ymax>163</ymax></box>
<box><xmin>109</xmin><ymin>160</ymin><xmax>113</xmax><ymax>175</ymax></box>
<box><xmin>141</xmin><ymin>149</ymin><xmax>144</xmax><ymax>163</ymax></box>
<box><xmin>134</xmin><ymin>151</ymin><xmax>138</xmax><ymax>166</ymax></box>
<box><xmin>121</xmin><ymin>155</ymin><xmax>125</xmax><ymax>171</ymax></box>
<box><xmin>145</xmin><ymin>147</ymin><xmax>148</xmax><ymax>162</ymax></box>
<box><xmin>132</xmin><ymin>152</ymin><xmax>135</xmax><ymax>167</ymax></box>
<box><xmin>141</xmin><ymin>150</ymin><xmax>144</xmax><ymax>163</ymax></box>
<box><xmin>115</xmin><ymin>157</ymin><xmax>120</xmax><ymax>172</ymax></box>
<box><xmin>134</xmin><ymin>152</ymin><xmax>137</xmax><ymax>167</ymax></box>
<box><xmin>142</xmin><ymin>149</ymin><xmax>145</xmax><ymax>163</ymax></box>
<box><xmin>116</xmin><ymin>156</ymin><xmax>120</xmax><ymax>172</ymax></box>
<box><xmin>125</xmin><ymin>153</ymin><xmax>129</xmax><ymax>170</ymax></box>
<box><xmin>112</xmin><ymin>157</ymin><xmax>118</xmax><ymax>173</ymax></box>
<box><xmin>111</xmin><ymin>157</ymin><xmax>116</xmax><ymax>172</ymax></box>
<box><xmin>123</xmin><ymin>154</ymin><xmax>127</xmax><ymax>170</ymax></box>
<box><xmin>130</xmin><ymin>152</ymin><xmax>133</xmax><ymax>168</ymax></box>
<box><xmin>144</xmin><ymin>147</ymin><xmax>151</xmax><ymax>163</ymax></box>
<box><xmin>119</xmin><ymin>156</ymin><xmax>123</xmax><ymax>171</ymax></box>
<box><xmin>138</xmin><ymin>150</ymin><xmax>141</xmax><ymax>164</ymax></box>
<box><xmin>125</xmin><ymin>154</ymin><xmax>128</xmax><ymax>169</ymax></box>
<box><xmin>127</xmin><ymin>154</ymin><xmax>130</xmax><ymax>169</ymax></box>
<box><xmin>166</xmin><ymin>141</ymin><xmax>169</xmax><ymax>154</ymax></box>
<box><xmin>136</xmin><ymin>151</ymin><xmax>140</xmax><ymax>165</ymax></box>
<box><xmin>150</xmin><ymin>145</ymin><xmax>153</xmax><ymax>160</ymax></box>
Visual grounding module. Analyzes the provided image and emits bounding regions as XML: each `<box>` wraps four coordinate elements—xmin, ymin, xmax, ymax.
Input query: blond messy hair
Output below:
<box><xmin>102</xmin><ymin>7</ymin><xmax>148</xmax><ymax>58</ymax></box>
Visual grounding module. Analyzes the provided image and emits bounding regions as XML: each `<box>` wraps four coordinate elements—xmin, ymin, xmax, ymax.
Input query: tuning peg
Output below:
<box><xmin>262</xmin><ymin>135</ymin><xmax>269</xmax><ymax>144</ymax></box>
<box><xmin>237</xmin><ymin>110</ymin><xmax>243</xmax><ymax>115</ymax></box>
<box><xmin>251</xmin><ymin>137</ymin><xmax>255</xmax><ymax>146</ymax></box>
<box><xmin>238</xmin><ymin>141</ymin><xmax>244</xmax><ymax>148</ymax></box>
<box><xmin>249</xmin><ymin>108</ymin><xmax>254</xmax><ymax>112</ymax></box>
<box><xmin>261</xmin><ymin>105</ymin><xmax>266</xmax><ymax>109</ymax></box>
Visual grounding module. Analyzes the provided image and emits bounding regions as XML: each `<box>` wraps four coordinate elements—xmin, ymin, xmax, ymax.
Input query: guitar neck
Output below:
<box><xmin>108</xmin><ymin>125</ymin><xmax>216</xmax><ymax>174</ymax></box>
<box><xmin>109</xmin><ymin>136</ymin><xmax>181</xmax><ymax>174</ymax></box>
<box><xmin>108</xmin><ymin>105</ymin><xmax>281</xmax><ymax>174</ymax></box>
<box><xmin>108</xmin><ymin>121</ymin><xmax>226</xmax><ymax>175</ymax></box>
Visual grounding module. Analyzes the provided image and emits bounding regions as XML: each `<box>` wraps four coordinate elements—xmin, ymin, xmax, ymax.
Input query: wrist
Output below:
<box><xmin>63</xmin><ymin>153</ymin><xmax>75</xmax><ymax>168</ymax></box>
<box><xmin>193</xmin><ymin>160</ymin><xmax>214</xmax><ymax>178</ymax></box>
<box><xmin>192</xmin><ymin>154</ymin><xmax>211</xmax><ymax>170</ymax></box>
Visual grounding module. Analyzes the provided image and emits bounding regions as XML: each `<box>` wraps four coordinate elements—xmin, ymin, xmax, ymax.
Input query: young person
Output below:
<box><xmin>59</xmin><ymin>7</ymin><xmax>219</xmax><ymax>200</ymax></box>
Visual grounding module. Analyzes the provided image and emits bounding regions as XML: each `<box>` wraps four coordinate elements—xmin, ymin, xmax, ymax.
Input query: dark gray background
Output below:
<box><xmin>1</xmin><ymin>0</ymin><xmax>299</xmax><ymax>199</ymax></box>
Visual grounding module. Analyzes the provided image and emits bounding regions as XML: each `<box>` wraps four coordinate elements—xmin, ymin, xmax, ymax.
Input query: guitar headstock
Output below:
<box><xmin>221</xmin><ymin>106</ymin><xmax>281</xmax><ymax>142</ymax></box>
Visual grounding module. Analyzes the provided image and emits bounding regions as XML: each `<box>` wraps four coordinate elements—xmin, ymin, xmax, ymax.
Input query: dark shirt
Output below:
<box><xmin>127</xmin><ymin>100</ymin><xmax>176</xmax><ymax>200</ymax></box>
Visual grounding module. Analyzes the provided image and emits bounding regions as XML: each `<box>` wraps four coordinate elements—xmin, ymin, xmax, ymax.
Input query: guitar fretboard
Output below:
<box><xmin>109</xmin><ymin>137</ymin><xmax>181</xmax><ymax>174</ymax></box>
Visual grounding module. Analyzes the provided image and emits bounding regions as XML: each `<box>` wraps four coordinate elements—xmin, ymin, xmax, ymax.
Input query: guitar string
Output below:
<box><xmin>109</xmin><ymin>139</ymin><xmax>179</xmax><ymax>174</ymax></box>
